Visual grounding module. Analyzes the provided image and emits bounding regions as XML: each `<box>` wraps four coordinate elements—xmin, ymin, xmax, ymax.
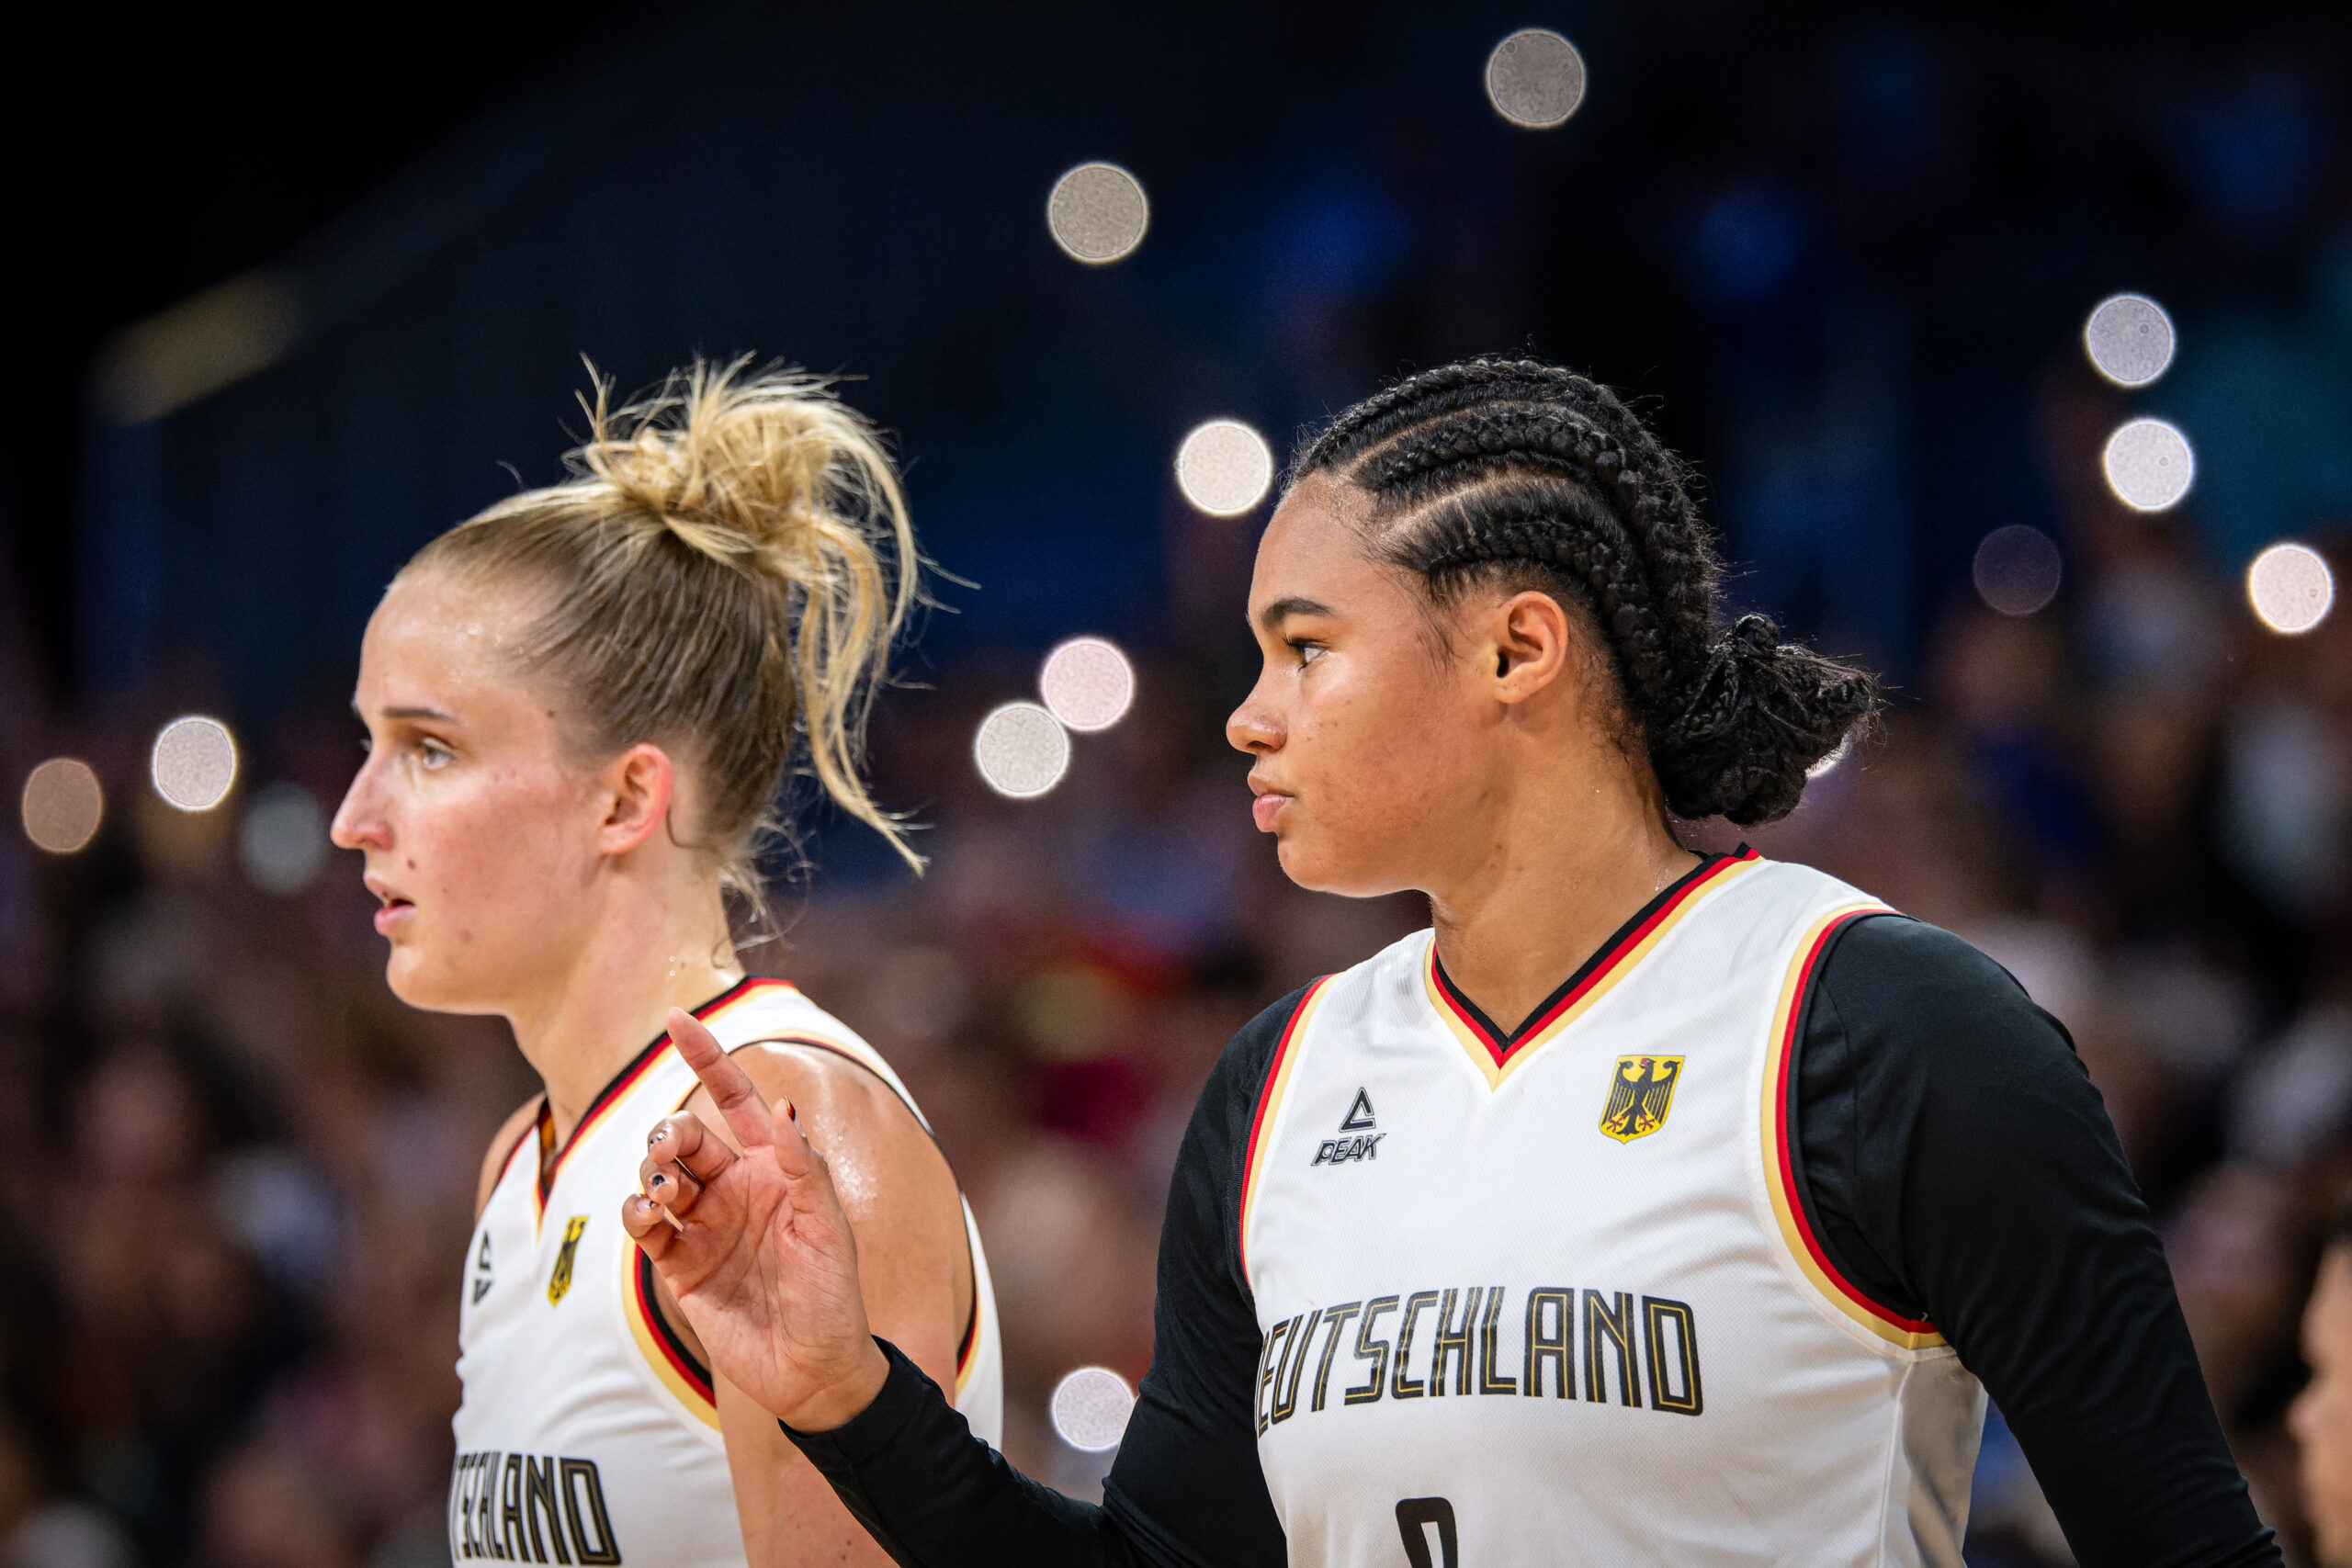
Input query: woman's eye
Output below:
<box><xmin>1293</xmin><ymin>641</ymin><xmax>1328</xmax><ymax>667</ymax></box>
<box><xmin>415</xmin><ymin>739</ymin><xmax>454</xmax><ymax>769</ymax></box>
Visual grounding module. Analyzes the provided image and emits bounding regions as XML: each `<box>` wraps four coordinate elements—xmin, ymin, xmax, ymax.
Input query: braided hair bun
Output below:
<box><xmin>1295</xmin><ymin>356</ymin><xmax>1878</xmax><ymax>826</ymax></box>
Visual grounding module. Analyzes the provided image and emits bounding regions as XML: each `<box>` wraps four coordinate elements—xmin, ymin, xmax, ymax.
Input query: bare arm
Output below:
<box><xmin>627</xmin><ymin>997</ymin><xmax>1299</xmax><ymax>1568</ymax></box>
<box><xmin>657</xmin><ymin>1043</ymin><xmax>971</xmax><ymax>1568</ymax></box>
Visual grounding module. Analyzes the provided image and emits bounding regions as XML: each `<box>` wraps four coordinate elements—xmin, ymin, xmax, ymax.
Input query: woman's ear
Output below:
<box><xmin>1487</xmin><ymin>590</ymin><xmax>1575</xmax><ymax>705</ymax></box>
<box><xmin>594</xmin><ymin>742</ymin><xmax>678</xmax><ymax>857</ymax></box>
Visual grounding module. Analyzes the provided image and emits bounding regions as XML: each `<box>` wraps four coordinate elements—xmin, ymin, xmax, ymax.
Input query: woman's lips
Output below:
<box><xmin>373</xmin><ymin>899</ymin><xmax>413</xmax><ymax>936</ymax></box>
<box><xmin>1252</xmin><ymin>793</ymin><xmax>1290</xmax><ymax>833</ymax></box>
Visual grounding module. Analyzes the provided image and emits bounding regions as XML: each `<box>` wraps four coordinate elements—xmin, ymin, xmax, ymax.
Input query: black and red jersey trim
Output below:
<box><xmin>1429</xmin><ymin>846</ymin><xmax>1758</xmax><ymax>1066</ymax></box>
<box><xmin>634</xmin><ymin>1247</ymin><xmax>716</xmax><ymax>1404</ymax></box>
<box><xmin>493</xmin><ymin>1101</ymin><xmax>542</xmax><ymax>1191</ymax></box>
<box><xmin>1774</xmin><ymin>907</ymin><xmax>1940</xmax><ymax>1341</ymax></box>
<box><xmin>1236</xmin><ymin>977</ymin><xmax>1335</xmax><ymax>1281</ymax></box>
<box><xmin>670</xmin><ymin>1029</ymin><xmax>982</xmax><ymax>1391</ymax></box>
<box><xmin>535</xmin><ymin>975</ymin><xmax>765</xmax><ymax>1208</ymax></box>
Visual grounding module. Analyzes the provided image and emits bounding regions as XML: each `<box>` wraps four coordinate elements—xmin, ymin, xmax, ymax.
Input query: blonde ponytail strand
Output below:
<box><xmin>408</xmin><ymin>356</ymin><xmax>928</xmax><ymax>923</ymax></box>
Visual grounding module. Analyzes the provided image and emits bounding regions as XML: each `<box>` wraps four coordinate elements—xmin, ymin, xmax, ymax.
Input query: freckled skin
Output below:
<box><xmin>1223</xmin><ymin>473</ymin><xmax>1694</xmax><ymax>1033</ymax></box>
<box><xmin>621</xmin><ymin>462</ymin><xmax>1702</xmax><ymax>1470</ymax></box>
<box><xmin>1224</xmin><ymin>478</ymin><xmax>1512</xmax><ymax>898</ymax></box>
<box><xmin>334</xmin><ymin>567</ymin><xmax>972</xmax><ymax>1567</ymax></box>
<box><xmin>2294</xmin><ymin>1250</ymin><xmax>2352</xmax><ymax>1564</ymax></box>
<box><xmin>332</xmin><ymin>572</ymin><xmax>605</xmax><ymax>1017</ymax></box>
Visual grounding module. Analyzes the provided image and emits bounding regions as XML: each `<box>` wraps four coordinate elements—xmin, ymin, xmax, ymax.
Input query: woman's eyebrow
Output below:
<box><xmin>355</xmin><ymin>701</ymin><xmax>460</xmax><ymax>724</ymax></box>
<box><xmin>1257</xmin><ymin>595</ymin><xmax>1336</xmax><ymax>631</ymax></box>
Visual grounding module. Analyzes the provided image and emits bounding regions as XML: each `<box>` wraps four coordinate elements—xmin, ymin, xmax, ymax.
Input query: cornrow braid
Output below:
<box><xmin>1295</xmin><ymin>355</ymin><xmax>1879</xmax><ymax>826</ymax></box>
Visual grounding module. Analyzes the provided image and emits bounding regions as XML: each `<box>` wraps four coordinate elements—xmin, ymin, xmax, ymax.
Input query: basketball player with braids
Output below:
<box><xmin>624</xmin><ymin>358</ymin><xmax>2275</xmax><ymax>1564</ymax></box>
<box><xmin>330</xmin><ymin>360</ymin><xmax>1001</xmax><ymax>1567</ymax></box>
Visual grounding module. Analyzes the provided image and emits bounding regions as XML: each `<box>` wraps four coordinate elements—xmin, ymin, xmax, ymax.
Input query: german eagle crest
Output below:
<box><xmin>1600</xmin><ymin>1055</ymin><xmax>1684</xmax><ymax>1143</ymax></box>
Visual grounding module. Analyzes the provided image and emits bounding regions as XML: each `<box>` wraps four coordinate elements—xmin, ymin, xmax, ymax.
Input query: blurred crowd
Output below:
<box><xmin>6</xmin><ymin>373</ymin><xmax>2352</xmax><ymax>1565</ymax></box>
<box><xmin>2</xmin><ymin>7</ymin><xmax>2348</xmax><ymax>1559</ymax></box>
<box><xmin>1727</xmin><ymin>372</ymin><xmax>2352</xmax><ymax>1562</ymax></box>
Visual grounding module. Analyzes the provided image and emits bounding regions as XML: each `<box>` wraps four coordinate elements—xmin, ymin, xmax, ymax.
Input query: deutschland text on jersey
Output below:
<box><xmin>449</xmin><ymin>977</ymin><xmax>1005</xmax><ymax>1565</ymax></box>
<box><xmin>1238</xmin><ymin>852</ymin><xmax>1984</xmax><ymax>1566</ymax></box>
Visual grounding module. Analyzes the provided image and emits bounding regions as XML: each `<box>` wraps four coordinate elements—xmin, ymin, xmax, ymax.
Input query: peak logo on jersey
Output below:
<box><xmin>1599</xmin><ymin>1055</ymin><xmax>1683</xmax><ymax>1144</ymax></box>
<box><xmin>1314</xmin><ymin>1089</ymin><xmax>1384</xmax><ymax>1165</ymax></box>
<box><xmin>548</xmin><ymin>1217</ymin><xmax>589</xmax><ymax>1305</ymax></box>
<box><xmin>471</xmin><ymin>1234</ymin><xmax>493</xmax><ymax>1305</ymax></box>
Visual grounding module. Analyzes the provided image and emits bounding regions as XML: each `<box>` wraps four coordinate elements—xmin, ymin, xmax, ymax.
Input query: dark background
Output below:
<box><xmin>2</xmin><ymin>4</ymin><xmax>2349</xmax><ymax>1564</ymax></box>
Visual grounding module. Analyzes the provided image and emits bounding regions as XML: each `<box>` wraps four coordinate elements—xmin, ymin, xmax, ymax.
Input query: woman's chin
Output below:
<box><xmin>383</xmin><ymin>953</ymin><xmax>492</xmax><ymax>1016</ymax></box>
<box><xmin>1274</xmin><ymin>838</ymin><xmax>1400</xmax><ymax>900</ymax></box>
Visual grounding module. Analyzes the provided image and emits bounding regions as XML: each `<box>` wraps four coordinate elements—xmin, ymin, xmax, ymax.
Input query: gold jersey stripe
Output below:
<box><xmin>1238</xmin><ymin>977</ymin><xmax>1336</xmax><ymax>1287</ymax></box>
<box><xmin>1758</xmin><ymin>902</ymin><xmax>1947</xmax><ymax>1351</ymax></box>
<box><xmin>1421</xmin><ymin>853</ymin><xmax>1762</xmax><ymax>1090</ymax></box>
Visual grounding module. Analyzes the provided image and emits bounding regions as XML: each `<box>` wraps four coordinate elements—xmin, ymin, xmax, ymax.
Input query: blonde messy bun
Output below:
<box><xmin>406</xmin><ymin>356</ymin><xmax>924</xmax><ymax>901</ymax></box>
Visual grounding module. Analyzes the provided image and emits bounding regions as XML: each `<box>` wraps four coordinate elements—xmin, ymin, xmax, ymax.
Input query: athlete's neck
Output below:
<box><xmin>1424</xmin><ymin>742</ymin><xmax>1696</xmax><ymax>1040</ymax></box>
<box><xmin>508</xmin><ymin>875</ymin><xmax>743</xmax><ymax>1147</ymax></box>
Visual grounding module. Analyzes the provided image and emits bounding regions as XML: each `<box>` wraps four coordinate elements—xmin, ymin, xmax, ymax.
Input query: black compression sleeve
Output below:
<box><xmin>1794</xmin><ymin>915</ymin><xmax>2278</xmax><ymax>1568</ymax></box>
<box><xmin>788</xmin><ymin>1340</ymin><xmax>1132</xmax><ymax>1562</ymax></box>
<box><xmin>780</xmin><ymin>988</ymin><xmax>1302</xmax><ymax>1568</ymax></box>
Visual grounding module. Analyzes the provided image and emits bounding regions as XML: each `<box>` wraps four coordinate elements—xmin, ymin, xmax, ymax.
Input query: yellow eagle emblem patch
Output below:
<box><xmin>1600</xmin><ymin>1055</ymin><xmax>1683</xmax><ymax>1144</ymax></box>
<box><xmin>548</xmin><ymin>1215</ymin><xmax>589</xmax><ymax>1304</ymax></box>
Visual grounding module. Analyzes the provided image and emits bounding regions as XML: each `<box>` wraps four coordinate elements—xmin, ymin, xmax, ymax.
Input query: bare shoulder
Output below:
<box><xmin>686</xmin><ymin>1038</ymin><xmax>972</xmax><ymax>1388</ymax></box>
<box><xmin>475</xmin><ymin>1096</ymin><xmax>543</xmax><ymax>1222</ymax></box>
<box><xmin>677</xmin><ymin>1040</ymin><xmax>963</xmax><ymax>1245</ymax></box>
<box><xmin>681</xmin><ymin>1041</ymin><xmax>933</xmax><ymax>1166</ymax></box>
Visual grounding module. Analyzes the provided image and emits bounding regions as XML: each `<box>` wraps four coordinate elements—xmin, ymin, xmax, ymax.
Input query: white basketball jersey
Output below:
<box><xmin>1242</xmin><ymin>852</ymin><xmax>1984</xmax><ymax>1566</ymax></box>
<box><xmin>449</xmin><ymin>977</ymin><xmax>1003</xmax><ymax>1566</ymax></box>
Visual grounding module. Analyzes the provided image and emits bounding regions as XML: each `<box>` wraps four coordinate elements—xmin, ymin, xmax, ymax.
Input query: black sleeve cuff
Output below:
<box><xmin>777</xmin><ymin>1338</ymin><xmax>954</xmax><ymax>1566</ymax></box>
<box><xmin>777</xmin><ymin>1337</ymin><xmax>1146</xmax><ymax>1568</ymax></box>
<box><xmin>782</xmin><ymin>1337</ymin><xmax>955</xmax><ymax>1465</ymax></box>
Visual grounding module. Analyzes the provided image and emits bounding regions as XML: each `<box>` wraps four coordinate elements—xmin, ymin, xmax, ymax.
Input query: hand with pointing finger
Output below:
<box><xmin>622</xmin><ymin>1008</ymin><xmax>890</xmax><ymax>1432</ymax></box>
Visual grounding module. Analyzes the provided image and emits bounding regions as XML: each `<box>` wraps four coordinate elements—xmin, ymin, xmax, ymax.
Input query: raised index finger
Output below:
<box><xmin>668</xmin><ymin>1007</ymin><xmax>774</xmax><ymax>1151</ymax></box>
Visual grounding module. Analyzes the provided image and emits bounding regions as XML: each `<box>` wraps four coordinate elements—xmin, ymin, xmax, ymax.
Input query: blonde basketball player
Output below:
<box><xmin>624</xmin><ymin>358</ymin><xmax>2273</xmax><ymax>1565</ymax></box>
<box><xmin>329</xmin><ymin>360</ymin><xmax>1001</xmax><ymax>1568</ymax></box>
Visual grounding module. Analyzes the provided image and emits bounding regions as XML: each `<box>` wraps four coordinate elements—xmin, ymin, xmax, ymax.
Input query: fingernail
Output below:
<box><xmin>649</xmin><ymin>1127</ymin><xmax>667</xmax><ymax>1146</ymax></box>
<box><xmin>650</xmin><ymin>1173</ymin><xmax>668</xmax><ymax>1189</ymax></box>
<box><xmin>786</xmin><ymin>1100</ymin><xmax>798</xmax><ymax>1124</ymax></box>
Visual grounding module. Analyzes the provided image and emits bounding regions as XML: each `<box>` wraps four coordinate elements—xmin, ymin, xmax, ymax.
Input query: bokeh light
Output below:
<box><xmin>151</xmin><ymin>716</ymin><xmax>239</xmax><ymax>811</ymax></box>
<box><xmin>1048</xmin><ymin>1366</ymin><xmax>1135</xmax><ymax>1451</ymax></box>
<box><xmin>974</xmin><ymin>703</ymin><xmax>1071</xmax><ymax>798</ymax></box>
<box><xmin>2247</xmin><ymin>543</ymin><xmax>2335</xmax><ymax>636</ymax></box>
<box><xmin>20</xmin><ymin>759</ymin><xmax>103</xmax><ymax>854</ymax></box>
<box><xmin>1039</xmin><ymin>637</ymin><xmax>1136</xmax><ymax>732</ymax></box>
<box><xmin>239</xmin><ymin>782</ymin><xmax>332</xmax><ymax>895</ymax></box>
<box><xmin>2101</xmin><ymin>417</ymin><xmax>2195</xmax><ymax>513</ymax></box>
<box><xmin>1046</xmin><ymin>163</ymin><xmax>1148</xmax><ymax>265</ymax></box>
<box><xmin>2082</xmin><ymin>293</ymin><xmax>2176</xmax><ymax>388</ymax></box>
<box><xmin>1972</xmin><ymin>525</ymin><xmax>2063</xmax><ymax>617</ymax></box>
<box><xmin>1174</xmin><ymin>420</ymin><xmax>1274</xmax><ymax>516</ymax></box>
<box><xmin>1485</xmin><ymin>28</ymin><xmax>1587</xmax><ymax>129</ymax></box>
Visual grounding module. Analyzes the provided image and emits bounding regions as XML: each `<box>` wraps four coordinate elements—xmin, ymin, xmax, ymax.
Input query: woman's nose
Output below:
<box><xmin>330</xmin><ymin>761</ymin><xmax>386</xmax><ymax>852</ymax></box>
<box><xmin>1227</xmin><ymin>665</ymin><xmax>1287</xmax><ymax>756</ymax></box>
<box><xmin>1227</xmin><ymin>698</ymin><xmax>1282</xmax><ymax>755</ymax></box>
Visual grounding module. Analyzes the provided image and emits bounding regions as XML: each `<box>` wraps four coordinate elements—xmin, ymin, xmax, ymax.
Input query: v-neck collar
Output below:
<box><xmin>1424</xmin><ymin>846</ymin><xmax>1759</xmax><ymax>1089</ymax></box>
<box><xmin>532</xmin><ymin>975</ymin><xmax>766</xmax><ymax>1216</ymax></box>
